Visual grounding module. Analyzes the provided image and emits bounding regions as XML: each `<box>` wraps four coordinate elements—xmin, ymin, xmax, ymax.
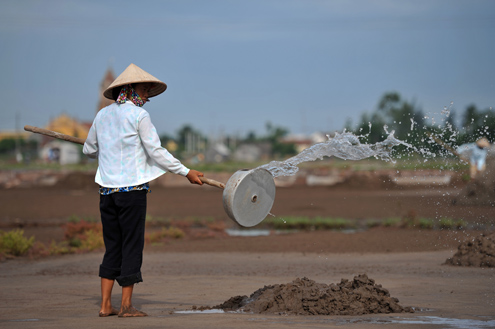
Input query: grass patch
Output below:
<box><xmin>438</xmin><ymin>218</ymin><xmax>467</xmax><ymax>230</ymax></box>
<box><xmin>383</xmin><ymin>218</ymin><xmax>402</xmax><ymax>227</ymax></box>
<box><xmin>261</xmin><ymin>215</ymin><xmax>465</xmax><ymax>232</ymax></box>
<box><xmin>417</xmin><ymin>218</ymin><xmax>435</xmax><ymax>229</ymax></box>
<box><xmin>373</xmin><ymin>217</ymin><xmax>464</xmax><ymax>230</ymax></box>
<box><xmin>262</xmin><ymin>216</ymin><xmax>355</xmax><ymax>231</ymax></box>
<box><xmin>2</xmin><ymin>212</ymin><xmax>470</xmax><ymax>260</ymax></box>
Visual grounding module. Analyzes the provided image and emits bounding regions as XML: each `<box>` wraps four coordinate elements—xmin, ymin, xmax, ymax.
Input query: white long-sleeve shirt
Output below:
<box><xmin>83</xmin><ymin>101</ymin><xmax>189</xmax><ymax>188</ymax></box>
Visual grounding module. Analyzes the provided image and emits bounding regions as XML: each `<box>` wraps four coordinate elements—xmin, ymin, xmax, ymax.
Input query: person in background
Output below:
<box><xmin>457</xmin><ymin>137</ymin><xmax>491</xmax><ymax>179</ymax></box>
<box><xmin>83</xmin><ymin>63</ymin><xmax>204</xmax><ymax>317</ymax></box>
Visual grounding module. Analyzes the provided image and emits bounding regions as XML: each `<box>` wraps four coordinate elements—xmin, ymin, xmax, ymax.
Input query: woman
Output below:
<box><xmin>83</xmin><ymin>63</ymin><xmax>204</xmax><ymax>317</ymax></box>
<box><xmin>457</xmin><ymin>137</ymin><xmax>491</xmax><ymax>179</ymax></box>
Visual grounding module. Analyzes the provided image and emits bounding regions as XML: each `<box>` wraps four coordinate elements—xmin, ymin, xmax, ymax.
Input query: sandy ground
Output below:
<box><xmin>1</xmin><ymin>177</ymin><xmax>495</xmax><ymax>328</ymax></box>
<box><xmin>1</xmin><ymin>250</ymin><xmax>494</xmax><ymax>328</ymax></box>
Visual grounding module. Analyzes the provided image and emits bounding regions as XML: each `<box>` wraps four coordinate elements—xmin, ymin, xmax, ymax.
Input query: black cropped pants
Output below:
<box><xmin>99</xmin><ymin>190</ymin><xmax>147</xmax><ymax>287</ymax></box>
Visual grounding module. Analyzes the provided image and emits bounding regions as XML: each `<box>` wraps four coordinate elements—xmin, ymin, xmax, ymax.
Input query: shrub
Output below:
<box><xmin>48</xmin><ymin>240</ymin><xmax>72</xmax><ymax>255</ymax></box>
<box><xmin>63</xmin><ymin>219</ymin><xmax>104</xmax><ymax>252</ymax></box>
<box><xmin>79</xmin><ymin>229</ymin><xmax>104</xmax><ymax>251</ymax></box>
<box><xmin>64</xmin><ymin>220</ymin><xmax>102</xmax><ymax>245</ymax></box>
<box><xmin>0</xmin><ymin>229</ymin><xmax>35</xmax><ymax>256</ymax></box>
<box><xmin>28</xmin><ymin>240</ymin><xmax>73</xmax><ymax>258</ymax></box>
<box><xmin>146</xmin><ymin>227</ymin><xmax>185</xmax><ymax>244</ymax></box>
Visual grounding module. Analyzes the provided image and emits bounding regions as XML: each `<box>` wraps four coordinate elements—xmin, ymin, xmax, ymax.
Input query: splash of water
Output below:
<box><xmin>258</xmin><ymin>131</ymin><xmax>410</xmax><ymax>178</ymax></box>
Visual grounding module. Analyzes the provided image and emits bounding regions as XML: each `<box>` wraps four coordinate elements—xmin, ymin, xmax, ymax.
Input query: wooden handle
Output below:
<box><xmin>200</xmin><ymin>177</ymin><xmax>225</xmax><ymax>189</ymax></box>
<box><xmin>24</xmin><ymin>125</ymin><xmax>86</xmax><ymax>145</ymax></box>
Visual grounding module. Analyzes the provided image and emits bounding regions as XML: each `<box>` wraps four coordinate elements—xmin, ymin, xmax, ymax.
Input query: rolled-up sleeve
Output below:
<box><xmin>138</xmin><ymin>113</ymin><xmax>190</xmax><ymax>176</ymax></box>
<box><xmin>83</xmin><ymin>122</ymin><xmax>98</xmax><ymax>159</ymax></box>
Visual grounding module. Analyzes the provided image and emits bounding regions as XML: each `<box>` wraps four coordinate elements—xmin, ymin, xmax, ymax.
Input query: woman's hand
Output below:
<box><xmin>186</xmin><ymin>170</ymin><xmax>204</xmax><ymax>185</ymax></box>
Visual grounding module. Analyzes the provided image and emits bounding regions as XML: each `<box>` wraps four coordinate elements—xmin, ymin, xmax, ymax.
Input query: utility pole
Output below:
<box><xmin>15</xmin><ymin>110</ymin><xmax>23</xmax><ymax>163</ymax></box>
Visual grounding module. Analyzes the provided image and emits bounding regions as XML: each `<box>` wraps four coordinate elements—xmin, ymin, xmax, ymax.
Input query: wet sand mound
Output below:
<box><xmin>445</xmin><ymin>232</ymin><xmax>495</xmax><ymax>267</ymax></box>
<box><xmin>206</xmin><ymin>274</ymin><xmax>413</xmax><ymax>315</ymax></box>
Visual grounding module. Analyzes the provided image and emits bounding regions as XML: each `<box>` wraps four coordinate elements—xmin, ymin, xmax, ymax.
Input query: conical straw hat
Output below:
<box><xmin>103</xmin><ymin>63</ymin><xmax>167</xmax><ymax>100</ymax></box>
<box><xmin>476</xmin><ymin>137</ymin><xmax>490</xmax><ymax>148</ymax></box>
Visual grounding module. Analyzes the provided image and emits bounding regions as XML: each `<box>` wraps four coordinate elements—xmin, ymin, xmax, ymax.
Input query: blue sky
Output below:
<box><xmin>1</xmin><ymin>0</ymin><xmax>494</xmax><ymax>138</ymax></box>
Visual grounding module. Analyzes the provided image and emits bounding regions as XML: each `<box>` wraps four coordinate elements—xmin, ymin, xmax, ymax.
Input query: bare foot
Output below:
<box><xmin>118</xmin><ymin>305</ymin><xmax>147</xmax><ymax>317</ymax></box>
<box><xmin>99</xmin><ymin>307</ymin><xmax>119</xmax><ymax>317</ymax></box>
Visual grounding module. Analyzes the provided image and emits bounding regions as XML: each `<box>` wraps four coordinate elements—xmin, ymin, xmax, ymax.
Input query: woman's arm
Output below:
<box><xmin>83</xmin><ymin>123</ymin><xmax>98</xmax><ymax>158</ymax></box>
<box><xmin>138</xmin><ymin>113</ymin><xmax>190</xmax><ymax>176</ymax></box>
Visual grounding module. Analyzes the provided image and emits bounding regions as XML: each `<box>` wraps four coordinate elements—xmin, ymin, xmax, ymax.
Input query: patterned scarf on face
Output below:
<box><xmin>116</xmin><ymin>84</ymin><xmax>144</xmax><ymax>107</ymax></box>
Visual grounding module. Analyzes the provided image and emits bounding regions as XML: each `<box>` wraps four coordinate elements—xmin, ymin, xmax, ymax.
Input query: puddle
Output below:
<box><xmin>344</xmin><ymin>316</ymin><xmax>495</xmax><ymax>328</ymax></box>
<box><xmin>174</xmin><ymin>309</ymin><xmax>226</xmax><ymax>314</ymax></box>
<box><xmin>225</xmin><ymin>229</ymin><xmax>307</xmax><ymax>236</ymax></box>
<box><xmin>225</xmin><ymin>229</ymin><xmax>271</xmax><ymax>237</ymax></box>
<box><xmin>173</xmin><ymin>310</ymin><xmax>495</xmax><ymax>329</ymax></box>
<box><xmin>245</xmin><ymin>315</ymin><xmax>495</xmax><ymax>328</ymax></box>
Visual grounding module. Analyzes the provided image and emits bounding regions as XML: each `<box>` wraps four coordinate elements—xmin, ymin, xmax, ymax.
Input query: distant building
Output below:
<box><xmin>0</xmin><ymin>67</ymin><xmax>116</xmax><ymax>164</ymax></box>
<box><xmin>280</xmin><ymin>134</ymin><xmax>312</xmax><ymax>153</ymax></box>
<box><xmin>233</xmin><ymin>142</ymin><xmax>272</xmax><ymax>163</ymax></box>
<box><xmin>281</xmin><ymin>132</ymin><xmax>328</xmax><ymax>153</ymax></box>
<box><xmin>0</xmin><ymin>131</ymin><xmax>29</xmax><ymax>142</ymax></box>
<box><xmin>37</xmin><ymin>114</ymin><xmax>91</xmax><ymax>165</ymax></box>
<box><xmin>97</xmin><ymin>68</ymin><xmax>115</xmax><ymax>114</ymax></box>
<box><xmin>205</xmin><ymin>142</ymin><xmax>231</xmax><ymax>163</ymax></box>
<box><xmin>40</xmin><ymin>140</ymin><xmax>81</xmax><ymax>165</ymax></box>
<box><xmin>44</xmin><ymin>114</ymin><xmax>91</xmax><ymax>140</ymax></box>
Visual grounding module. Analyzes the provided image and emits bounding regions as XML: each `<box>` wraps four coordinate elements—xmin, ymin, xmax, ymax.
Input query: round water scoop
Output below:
<box><xmin>222</xmin><ymin>168</ymin><xmax>276</xmax><ymax>227</ymax></box>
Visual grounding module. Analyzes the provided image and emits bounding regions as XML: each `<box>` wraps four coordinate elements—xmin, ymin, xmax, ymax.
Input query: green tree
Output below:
<box><xmin>0</xmin><ymin>138</ymin><xmax>17</xmax><ymax>154</ymax></box>
<box><xmin>377</xmin><ymin>92</ymin><xmax>424</xmax><ymax>141</ymax></box>
<box><xmin>241</xmin><ymin>122</ymin><xmax>296</xmax><ymax>157</ymax></box>
<box><xmin>354</xmin><ymin>111</ymin><xmax>388</xmax><ymax>144</ymax></box>
<box><xmin>175</xmin><ymin>125</ymin><xmax>206</xmax><ymax>156</ymax></box>
<box><xmin>457</xmin><ymin>105</ymin><xmax>495</xmax><ymax>144</ymax></box>
<box><xmin>159</xmin><ymin>133</ymin><xmax>175</xmax><ymax>146</ymax></box>
<box><xmin>264</xmin><ymin>122</ymin><xmax>296</xmax><ymax>157</ymax></box>
<box><xmin>462</xmin><ymin>104</ymin><xmax>481</xmax><ymax>135</ymax></box>
<box><xmin>351</xmin><ymin>92</ymin><xmax>452</xmax><ymax>157</ymax></box>
<box><xmin>353</xmin><ymin>92</ymin><xmax>425</xmax><ymax>144</ymax></box>
<box><xmin>244</xmin><ymin>131</ymin><xmax>257</xmax><ymax>142</ymax></box>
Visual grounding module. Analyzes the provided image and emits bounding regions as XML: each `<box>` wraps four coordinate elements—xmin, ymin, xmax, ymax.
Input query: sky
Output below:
<box><xmin>1</xmin><ymin>0</ymin><xmax>494</xmax><ymax>139</ymax></box>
